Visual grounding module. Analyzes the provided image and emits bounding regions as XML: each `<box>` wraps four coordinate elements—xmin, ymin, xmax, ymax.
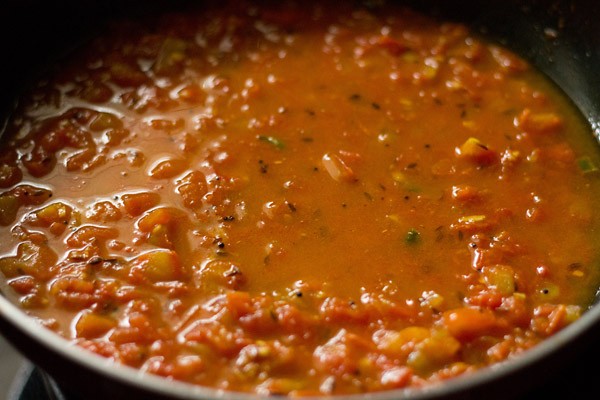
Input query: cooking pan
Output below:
<box><xmin>1</xmin><ymin>0</ymin><xmax>599</xmax><ymax>399</ymax></box>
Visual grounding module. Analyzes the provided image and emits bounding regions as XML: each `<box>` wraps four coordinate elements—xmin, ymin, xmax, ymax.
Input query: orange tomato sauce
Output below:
<box><xmin>1</xmin><ymin>0</ymin><xmax>600</xmax><ymax>395</ymax></box>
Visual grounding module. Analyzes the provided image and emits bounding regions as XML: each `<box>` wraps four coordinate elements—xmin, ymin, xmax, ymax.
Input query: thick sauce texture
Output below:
<box><xmin>1</xmin><ymin>0</ymin><xmax>600</xmax><ymax>396</ymax></box>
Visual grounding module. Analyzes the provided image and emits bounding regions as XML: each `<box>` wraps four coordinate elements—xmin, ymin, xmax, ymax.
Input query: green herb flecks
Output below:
<box><xmin>258</xmin><ymin>135</ymin><xmax>285</xmax><ymax>149</ymax></box>
<box><xmin>406</xmin><ymin>228</ymin><xmax>421</xmax><ymax>244</ymax></box>
<box><xmin>577</xmin><ymin>156</ymin><xmax>599</xmax><ymax>174</ymax></box>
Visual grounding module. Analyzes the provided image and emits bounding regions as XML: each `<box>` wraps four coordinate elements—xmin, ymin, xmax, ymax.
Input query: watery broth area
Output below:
<box><xmin>1</xmin><ymin>0</ymin><xmax>600</xmax><ymax>397</ymax></box>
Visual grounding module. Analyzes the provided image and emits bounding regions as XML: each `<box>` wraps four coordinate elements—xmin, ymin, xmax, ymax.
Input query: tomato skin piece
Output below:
<box><xmin>517</xmin><ymin>108</ymin><xmax>563</xmax><ymax>135</ymax></box>
<box><xmin>321</xmin><ymin>153</ymin><xmax>358</xmax><ymax>183</ymax></box>
<box><xmin>128</xmin><ymin>249</ymin><xmax>184</xmax><ymax>283</ymax></box>
<box><xmin>443</xmin><ymin>307</ymin><xmax>499</xmax><ymax>342</ymax></box>
<box><xmin>66</xmin><ymin>225</ymin><xmax>119</xmax><ymax>247</ymax></box>
<box><xmin>380</xmin><ymin>366</ymin><xmax>413</xmax><ymax>389</ymax></box>
<box><xmin>148</xmin><ymin>158</ymin><xmax>188</xmax><ymax>180</ymax></box>
<box><xmin>50</xmin><ymin>276</ymin><xmax>96</xmax><ymax>309</ymax></box>
<box><xmin>122</xmin><ymin>192</ymin><xmax>160</xmax><ymax>217</ymax></box>
<box><xmin>0</xmin><ymin>164</ymin><xmax>22</xmax><ymax>188</ymax></box>
<box><xmin>86</xmin><ymin>200</ymin><xmax>122</xmax><ymax>223</ymax></box>
<box><xmin>75</xmin><ymin>312</ymin><xmax>118</xmax><ymax>339</ymax></box>
<box><xmin>455</xmin><ymin>137</ymin><xmax>499</xmax><ymax>166</ymax></box>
